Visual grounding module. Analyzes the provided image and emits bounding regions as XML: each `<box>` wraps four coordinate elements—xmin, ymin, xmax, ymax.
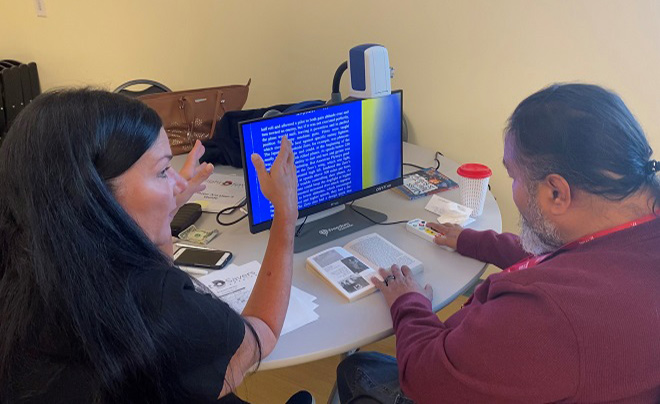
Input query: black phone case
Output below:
<box><xmin>170</xmin><ymin>203</ymin><xmax>202</xmax><ymax>236</ymax></box>
<box><xmin>174</xmin><ymin>249</ymin><xmax>232</xmax><ymax>269</ymax></box>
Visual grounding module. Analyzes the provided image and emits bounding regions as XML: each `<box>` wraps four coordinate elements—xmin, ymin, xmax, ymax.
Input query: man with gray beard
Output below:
<box><xmin>337</xmin><ymin>84</ymin><xmax>660</xmax><ymax>403</ymax></box>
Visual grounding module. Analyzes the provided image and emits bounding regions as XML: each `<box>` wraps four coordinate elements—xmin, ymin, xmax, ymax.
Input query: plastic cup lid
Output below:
<box><xmin>457</xmin><ymin>163</ymin><xmax>492</xmax><ymax>179</ymax></box>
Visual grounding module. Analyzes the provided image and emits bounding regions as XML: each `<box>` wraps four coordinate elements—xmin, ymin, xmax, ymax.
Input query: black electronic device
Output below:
<box><xmin>170</xmin><ymin>203</ymin><xmax>202</xmax><ymax>236</ymax></box>
<box><xmin>173</xmin><ymin>247</ymin><xmax>232</xmax><ymax>269</ymax></box>
<box><xmin>239</xmin><ymin>90</ymin><xmax>403</xmax><ymax>252</ymax></box>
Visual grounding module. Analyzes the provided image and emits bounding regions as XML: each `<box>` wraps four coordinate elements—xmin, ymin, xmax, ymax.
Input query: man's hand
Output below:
<box><xmin>251</xmin><ymin>136</ymin><xmax>298</xmax><ymax>223</ymax></box>
<box><xmin>175</xmin><ymin>140</ymin><xmax>214</xmax><ymax>209</ymax></box>
<box><xmin>372</xmin><ymin>265</ymin><xmax>433</xmax><ymax>308</ymax></box>
<box><xmin>427</xmin><ymin>222</ymin><xmax>464</xmax><ymax>250</ymax></box>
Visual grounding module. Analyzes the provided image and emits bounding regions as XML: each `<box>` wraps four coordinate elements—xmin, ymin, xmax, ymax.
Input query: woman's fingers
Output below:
<box><xmin>180</xmin><ymin>140</ymin><xmax>205</xmax><ymax>180</ymax></box>
<box><xmin>285</xmin><ymin>137</ymin><xmax>294</xmax><ymax>165</ymax></box>
<box><xmin>251</xmin><ymin>153</ymin><xmax>268</xmax><ymax>182</ymax></box>
<box><xmin>188</xmin><ymin>163</ymin><xmax>213</xmax><ymax>192</ymax></box>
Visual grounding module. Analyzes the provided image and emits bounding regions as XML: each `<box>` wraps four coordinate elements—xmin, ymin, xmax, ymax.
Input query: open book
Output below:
<box><xmin>306</xmin><ymin>233</ymin><xmax>423</xmax><ymax>302</ymax></box>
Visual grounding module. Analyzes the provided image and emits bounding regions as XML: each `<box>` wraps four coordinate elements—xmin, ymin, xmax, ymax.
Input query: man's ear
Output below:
<box><xmin>540</xmin><ymin>174</ymin><xmax>571</xmax><ymax>215</ymax></box>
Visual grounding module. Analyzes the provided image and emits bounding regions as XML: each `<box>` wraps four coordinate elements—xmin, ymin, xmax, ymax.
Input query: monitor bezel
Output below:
<box><xmin>239</xmin><ymin>90</ymin><xmax>403</xmax><ymax>234</ymax></box>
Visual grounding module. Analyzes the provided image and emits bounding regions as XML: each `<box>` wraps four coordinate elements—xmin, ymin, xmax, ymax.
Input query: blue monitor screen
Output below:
<box><xmin>239</xmin><ymin>90</ymin><xmax>403</xmax><ymax>233</ymax></box>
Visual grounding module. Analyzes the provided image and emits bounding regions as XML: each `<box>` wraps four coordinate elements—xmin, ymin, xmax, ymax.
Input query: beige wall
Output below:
<box><xmin>2</xmin><ymin>0</ymin><xmax>659</xmax><ymax>232</ymax></box>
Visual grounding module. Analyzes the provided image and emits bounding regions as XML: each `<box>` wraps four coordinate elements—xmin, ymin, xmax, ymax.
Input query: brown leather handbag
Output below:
<box><xmin>139</xmin><ymin>80</ymin><xmax>250</xmax><ymax>154</ymax></box>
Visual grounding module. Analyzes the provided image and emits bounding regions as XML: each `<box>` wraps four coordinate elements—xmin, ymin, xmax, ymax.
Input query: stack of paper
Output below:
<box><xmin>198</xmin><ymin>261</ymin><xmax>319</xmax><ymax>336</ymax></box>
<box><xmin>281</xmin><ymin>287</ymin><xmax>319</xmax><ymax>336</ymax></box>
<box><xmin>424</xmin><ymin>195</ymin><xmax>475</xmax><ymax>227</ymax></box>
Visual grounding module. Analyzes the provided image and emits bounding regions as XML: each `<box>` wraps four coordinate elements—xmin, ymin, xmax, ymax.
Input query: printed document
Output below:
<box><xmin>190</xmin><ymin>172</ymin><xmax>246</xmax><ymax>213</ymax></box>
<box><xmin>199</xmin><ymin>261</ymin><xmax>319</xmax><ymax>335</ymax></box>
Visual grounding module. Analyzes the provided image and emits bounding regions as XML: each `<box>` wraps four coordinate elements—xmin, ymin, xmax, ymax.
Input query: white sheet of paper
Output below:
<box><xmin>281</xmin><ymin>287</ymin><xmax>319</xmax><ymax>335</ymax></box>
<box><xmin>198</xmin><ymin>261</ymin><xmax>319</xmax><ymax>335</ymax></box>
<box><xmin>190</xmin><ymin>172</ymin><xmax>246</xmax><ymax>213</ymax></box>
<box><xmin>199</xmin><ymin>261</ymin><xmax>260</xmax><ymax>313</ymax></box>
<box><xmin>425</xmin><ymin>195</ymin><xmax>475</xmax><ymax>226</ymax></box>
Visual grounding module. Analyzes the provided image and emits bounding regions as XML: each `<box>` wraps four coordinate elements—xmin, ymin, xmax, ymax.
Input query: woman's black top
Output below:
<box><xmin>6</xmin><ymin>268</ymin><xmax>249</xmax><ymax>403</ymax></box>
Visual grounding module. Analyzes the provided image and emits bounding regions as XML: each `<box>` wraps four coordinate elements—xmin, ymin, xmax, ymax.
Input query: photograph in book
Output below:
<box><xmin>306</xmin><ymin>233</ymin><xmax>423</xmax><ymax>302</ymax></box>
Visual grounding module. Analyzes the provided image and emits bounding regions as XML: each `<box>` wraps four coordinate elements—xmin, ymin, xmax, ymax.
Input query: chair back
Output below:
<box><xmin>113</xmin><ymin>79</ymin><xmax>171</xmax><ymax>98</ymax></box>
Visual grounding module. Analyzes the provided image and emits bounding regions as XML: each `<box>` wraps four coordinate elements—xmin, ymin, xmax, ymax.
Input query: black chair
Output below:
<box><xmin>0</xmin><ymin>59</ymin><xmax>41</xmax><ymax>136</ymax></box>
<box><xmin>113</xmin><ymin>79</ymin><xmax>171</xmax><ymax>98</ymax></box>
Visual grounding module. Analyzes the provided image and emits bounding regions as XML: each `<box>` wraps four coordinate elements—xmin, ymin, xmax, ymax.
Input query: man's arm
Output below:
<box><xmin>390</xmin><ymin>281</ymin><xmax>579</xmax><ymax>403</ymax></box>
<box><xmin>457</xmin><ymin>229</ymin><xmax>531</xmax><ymax>269</ymax></box>
<box><xmin>428</xmin><ymin>224</ymin><xmax>530</xmax><ymax>269</ymax></box>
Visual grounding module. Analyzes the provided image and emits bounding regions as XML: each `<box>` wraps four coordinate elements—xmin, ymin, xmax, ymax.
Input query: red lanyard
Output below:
<box><xmin>462</xmin><ymin>212</ymin><xmax>657</xmax><ymax>308</ymax></box>
<box><xmin>504</xmin><ymin>212</ymin><xmax>658</xmax><ymax>273</ymax></box>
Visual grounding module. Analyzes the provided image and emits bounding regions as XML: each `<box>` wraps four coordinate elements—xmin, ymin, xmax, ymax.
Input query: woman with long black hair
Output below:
<box><xmin>0</xmin><ymin>89</ymin><xmax>300</xmax><ymax>403</ymax></box>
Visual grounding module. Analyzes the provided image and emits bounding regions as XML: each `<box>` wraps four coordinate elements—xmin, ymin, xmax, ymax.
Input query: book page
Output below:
<box><xmin>344</xmin><ymin>233</ymin><xmax>423</xmax><ymax>274</ymax></box>
<box><xmin>307</xmin><ymin>247</ymin><xmax>378</xmax><ymax>297</ymax></box>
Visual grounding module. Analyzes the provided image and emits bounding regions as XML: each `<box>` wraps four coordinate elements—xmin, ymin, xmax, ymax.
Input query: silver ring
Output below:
<box><xmin>384</xmin><ymin>274</ymin><xmax>396</xmax><ymax>286</ymax></box>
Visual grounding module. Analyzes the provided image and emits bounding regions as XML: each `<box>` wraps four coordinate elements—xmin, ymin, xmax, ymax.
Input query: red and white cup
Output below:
<box><xmin>457</xmin><ymin>163</ymin><xmax>492</xmax><ymax>217</ymax></box>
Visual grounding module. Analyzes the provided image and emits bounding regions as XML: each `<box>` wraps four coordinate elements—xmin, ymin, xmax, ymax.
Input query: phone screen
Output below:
<box><xmin>174</xmin><ymin>248</ymin><xmax>232</xmax><ymax>269</ymax></box>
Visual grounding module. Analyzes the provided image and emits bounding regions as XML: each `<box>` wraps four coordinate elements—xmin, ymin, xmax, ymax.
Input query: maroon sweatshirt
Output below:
<box><xmin>391</xmin><ymin>218</ymin><xmax>660</xmax><ymax>403</ymax></box>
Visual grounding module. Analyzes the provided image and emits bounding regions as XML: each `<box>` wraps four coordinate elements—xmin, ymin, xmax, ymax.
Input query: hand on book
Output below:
<box><xmin>175</xmin><ymin>140</ymin><xmax>214</xmax><ymax>210</ymax></box>
<box><xmin>372</xmin><ymin>265</ymin><xmax>433</xmax><ymax>308</ymax></box>
<box><xmin>251</xmin><ymin>136</ymin><xmax>298</xmax><ymax>223</ymax></box>
<box><xmin>427</xmin><ymin>222</ymin><xmax>464</xmax><ymax>250</ymax></box>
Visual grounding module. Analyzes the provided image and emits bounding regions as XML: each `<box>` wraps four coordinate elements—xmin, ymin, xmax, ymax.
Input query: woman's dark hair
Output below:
<box><xmin>506</xmin><ymin>83</ymin><xmax>659</xmax><ymax>208</ymax></box>
<box><xmin>0</xmin><ymin>89</ymin><xmax>260</xmax><ymax>402</ymax></box>
<box><xmin>0</xmin><ymin>89</ymin><xmax>170</xmax><ymax>401</ymax></box>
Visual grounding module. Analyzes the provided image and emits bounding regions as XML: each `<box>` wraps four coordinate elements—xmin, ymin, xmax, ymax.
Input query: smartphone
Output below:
<box><xmin>173</xmin><ymin>247</ymin><xmax>233</xmax><ymax>269</ymax></box>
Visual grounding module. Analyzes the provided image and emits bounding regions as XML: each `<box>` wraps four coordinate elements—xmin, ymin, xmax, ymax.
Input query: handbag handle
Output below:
<box><xmin>114</xmin><ymin>79</ymin><xmax>171</xmax><ymax>98</ymax></box>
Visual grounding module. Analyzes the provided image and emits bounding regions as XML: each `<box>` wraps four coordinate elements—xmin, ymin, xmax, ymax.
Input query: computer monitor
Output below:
<box><xmin>239</xmin><ymin>90</ymin><xmax>403</xmax><ymax>251</ymax></box>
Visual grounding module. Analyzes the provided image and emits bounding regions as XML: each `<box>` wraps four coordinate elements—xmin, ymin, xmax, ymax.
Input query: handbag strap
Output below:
<box><xmin>178</xmin><ymin>96</ymin><xmax>193</xmax><ymax>137</ymax></box>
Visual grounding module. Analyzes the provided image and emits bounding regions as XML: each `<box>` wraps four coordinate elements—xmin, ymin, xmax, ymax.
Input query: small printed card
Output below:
<box><xmin>190</xmin><ymin>173</ymin><xmax>246</xmax><ymax>213</ymax></box>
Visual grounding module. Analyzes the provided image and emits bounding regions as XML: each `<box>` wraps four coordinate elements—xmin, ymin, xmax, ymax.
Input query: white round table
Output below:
<box><xmin>174</xmin><ymin>141</ymin><xmax>502</xmax><ymax>370</ymax></box>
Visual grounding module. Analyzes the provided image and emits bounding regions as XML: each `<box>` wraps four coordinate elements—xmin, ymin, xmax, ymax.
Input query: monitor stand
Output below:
<box><xmin>293</xmin><ymin>204</ymin><xmax>387</xmax><ymax>253</ymax></box>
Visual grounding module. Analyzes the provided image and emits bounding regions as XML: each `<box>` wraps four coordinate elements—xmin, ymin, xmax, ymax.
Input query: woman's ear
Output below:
<box><xmin>540</xmin><ymin>174</ymin><xmax>572</xmax><ymax>215</ymax></box>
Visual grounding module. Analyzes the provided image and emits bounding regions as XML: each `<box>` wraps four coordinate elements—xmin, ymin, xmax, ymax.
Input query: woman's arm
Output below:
<box><xmin>219</xmin><ymin>137</ymin><xmax>298</xmax><ymax>397</ymax></box>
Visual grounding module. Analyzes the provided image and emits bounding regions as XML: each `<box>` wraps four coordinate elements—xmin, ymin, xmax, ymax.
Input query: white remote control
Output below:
<box><xmin>406</xmin><ymin>219</ymin><xmax>455</xmax><ymax>251</ymax></box>
<box><xmin>406</xmin><ymin>219</ymin><xmax>442</xmax><ymax>243</ymax></box>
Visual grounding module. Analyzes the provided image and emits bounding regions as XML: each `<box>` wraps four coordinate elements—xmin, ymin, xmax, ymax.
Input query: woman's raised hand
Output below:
<box><xmin>251</xmin><ymin>136</ymin><xmax>298</xmax><ymax>223</ymax></box>
<box><xmin>175</xmin><ymin>140</ymin><xmax>214</xmax><ymax>209</ymax></box>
